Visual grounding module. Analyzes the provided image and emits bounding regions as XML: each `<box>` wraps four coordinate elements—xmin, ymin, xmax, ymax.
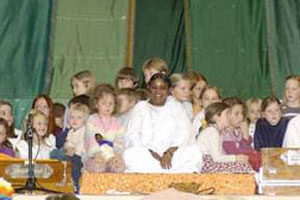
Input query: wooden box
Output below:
<box><xmin>0</xmin><ymin>158</ymin><xmax>74</xmax><ymax>193</ymax></box>
<box><xmin>259</xmin><ymin>148</ymin><xmax>300</xmax><ymax>195</ymax></box>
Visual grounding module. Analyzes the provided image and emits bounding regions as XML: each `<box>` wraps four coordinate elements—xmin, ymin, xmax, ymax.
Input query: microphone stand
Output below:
<box><xmin>15</xmin><ymin>116</ymin><xmax>60</xmax><ymax>194</ymax></box>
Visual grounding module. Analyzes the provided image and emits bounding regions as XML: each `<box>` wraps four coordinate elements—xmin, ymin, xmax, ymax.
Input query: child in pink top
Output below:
<box><xmin>84</xmin><ymin>84</ymin><xmax>125</xmax><ymax>173</ymax></box>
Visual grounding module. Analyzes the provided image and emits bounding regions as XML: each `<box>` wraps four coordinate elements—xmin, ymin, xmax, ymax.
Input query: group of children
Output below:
<box><xmin>0</xmin><ymin>57</ymin><xmax>299</xmax><ymax>192</ymax></box>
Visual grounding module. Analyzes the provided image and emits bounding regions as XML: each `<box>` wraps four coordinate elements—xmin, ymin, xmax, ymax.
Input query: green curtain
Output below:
<box><xmin>0</xmin><ymin>1</ymin><xmax>53</xmax><ymax>128</ymax></box>
<box><xmin>49</xmin><ymin>0</ymin><xmax>128</xmax><ymax>99</ymax></box>
<box><xmin>134</xmin><ymin>0</ymin><xmax>186</xmax><ymax>86</ymax></box>
<box><xmin>190</xmin><ymin>0</ymin><xmax>271</xmax><ymax>99</ymax></box>
<box><xmin>265</xmin><ymin>0</ymin><xmax>300</xmax><ymax>98</ymax></box>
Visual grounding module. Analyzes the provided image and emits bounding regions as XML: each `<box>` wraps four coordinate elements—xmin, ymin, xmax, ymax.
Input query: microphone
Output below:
<box><xmin>25</xmin><ymin>110</ymin><xmax>35</xmax><ymax>139</ymax></box>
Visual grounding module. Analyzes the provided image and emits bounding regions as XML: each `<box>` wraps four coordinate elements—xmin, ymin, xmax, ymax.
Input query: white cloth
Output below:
<box><xmin>64</xmin><ymin>126</ymin><xmax>86</xmax><ymax>156</ymax></box>
<box><xmin>282</xmin><ymin>115</ymin><xmax>300</xmax><ymax>148</ymax></box>
<box><xmin>196</xmin><ymin>126</ymin><xmax>236</xmax><ymax>162</ymax></box>
<box><xmin>182</xmin><ymin>101</ymin><xmax>193</xmax><ymax>121</ymax></box>
<box><xmin>16</xmin><ymin>134</ymin><xmax>56</xmax><ymax>159</ymax></box>
<box><xmin>124</xmin><ymin>96</ymin><xmax>202</xmax><ymax>173</ymax></box>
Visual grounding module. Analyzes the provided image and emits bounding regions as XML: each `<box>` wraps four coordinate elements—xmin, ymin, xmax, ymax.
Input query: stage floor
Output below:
<box><xmin>12</xmin><ymin>194</ymin><xmax>300</xmax><ymax>200</ymax></box>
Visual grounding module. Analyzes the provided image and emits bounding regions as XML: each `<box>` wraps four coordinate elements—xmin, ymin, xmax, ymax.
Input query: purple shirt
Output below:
<box><xmin>0</xmin><ymin>146</ymin><xmax>15</xmax><ymax>157</ymax></box>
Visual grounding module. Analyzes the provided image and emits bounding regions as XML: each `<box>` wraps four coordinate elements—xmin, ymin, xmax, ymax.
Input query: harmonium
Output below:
<box><xmin>258</xmin><ymin>148</ymin><xmax>300</xmax><ymax>195</ymax></box>
<box><xmin>0</xmin><ymin>156</ymin><xmax>74</xmax><ymax>193</ymax></box>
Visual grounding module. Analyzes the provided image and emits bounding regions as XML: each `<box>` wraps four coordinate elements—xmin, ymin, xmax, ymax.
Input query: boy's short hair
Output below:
<box><xmin>169</xmin><ymin>73</ymin><xmax>192</xmax><ymax>88</ymax></box>
<box><xmin>141</xmin><ymin>57</ymin><xmax>169</xmax><ymax>74</ymax></box>
<box><xmin>117</xmin><ymin>88</ymin><xmax>138</xmax><ymax>103</ymax></box>
<box><xmin>135</xmin><ymin>88</ymin><xmax>149</xmax><ymax>101</ymax></box>
<box><xmin>68</xmin><ymin>95</ymin><xmax>91</xmax><ymax>109</ymax></box>
<box><xmin>285</xmin><ymin>74</ymin><xmax>300</xmax><ymax>84</ymax></box>
<box><xmin>115</xmin><ymin>67</ymin><xmax>138</xmax><ymax>87</ymax></box>
<box><xmin>69</xmin><ymin>103</ymin><xmax>90</xmax><ymax>116</ymax></box>
<box><xmin>261</xmin><ymin>96</ymin><xmax>281</xmax><ymax>112</ymax></box>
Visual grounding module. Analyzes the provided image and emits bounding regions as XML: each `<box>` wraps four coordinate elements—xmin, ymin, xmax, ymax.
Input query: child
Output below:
<box><xmin>222</xmin><ymin>97</ymin><xmax>261</xmax><ymax>171</ymax></box>
<box><xmin>135</xmin><ymin>88</ymin><xmax>149</xmax><ymax>101</ymax></box>
<box><xmin>0</xmin><ymin>118</ymin><xmax>15</xmax><ymax>157</ymax></box>
<box><xmin>185</xmin><ymin>71</ymin><xmax>208</xmax><ymax>116</ymax></box>
<box><xmin>196</xmin><ymin>102</ymin><xmax>252</xmax><ymax>173</ymax></box>
<box><xmin>245</xmin><ymin>98</ymin><xmax>262</xmax><ymax>138</ymax></box>
<box><xmin>116</xmin><ymin>88</ymin><xmax>138</xmax><ymax>128</ymax></box>
<box><xmin>142</xmin><ymin>57</ymin><xmax>169</xmax><ymax>85</ymax></box>
<box><xmin>32</xmin><ymin>94</ymin><xmax>60</xmax><ymax>136</ymax></box>
<box><xmin>53</xmin><ymin>103</ymin><xmax>65</xmax><ymax>129</ymax></box>
<box><xmin>19</xmin><ymin>110</ymin><xmax>56</xmax><ymax>159</ymax></box>
<box><xmin>71</xmin><ymin>70</ymin><xmax>96</xmax><ymax>96</ymax></box>
<box><xmin>63</xmin><ymin>70</ymin><xmax>96</xmax><ymax>130</ymax></box>
<box><xmin>84</xmin><ymin>84</ymin><xmax>126</xmax><ymax>173</ymax></box>
<box><xmin>115</xmin><ymin>67</ymin><xmax>138</xmax><ymax>89</ymax></box>
<box><xmin>170</xmin><ymin>73</ymin><xmax>193</xmax><ymax>120</ymax></box>
<box><xmin>283</xmin><ymin>115</ymin><xmax>300</xmax><ymax>147</ymax></box>
<box><xmin>0</xmin><ymin>100</ymin><xmax>22</xmax><ymax>140</ymax></box>
<box><xmin>254</xmin><ymin>96</ymin><xmax>289</xmax><ymax>151</ymax></box>
<box><xmin>192</xmin><ymin>86</ymin><xmax>222</xmax><ymax>138</ymax></box>
<box><xmin>51</xmin><ymin>103</ymin><xmax>90</xmax><ymax>193</ymax></box>
<box><xmin>282</xmin><ymin>75</ymin><xmax>300</xmax><ymax>119</ymax></box>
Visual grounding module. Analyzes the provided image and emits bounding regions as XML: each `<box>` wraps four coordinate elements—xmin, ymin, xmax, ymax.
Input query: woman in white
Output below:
<box><xmin>123</xmin><ymin>73</ymin><xmax>202</xmax><ymax>173</ymax></box>
<box><xmin>282</xmin><ymin>115</ymin><xmax>300</xmax><ymax>147</ymax></box>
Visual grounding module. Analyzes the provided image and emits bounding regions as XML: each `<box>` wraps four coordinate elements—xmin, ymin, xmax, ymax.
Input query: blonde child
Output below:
<box><xmin>245</xmin><ymin>98</ymin><xmax>262</xmax><ymax>138</ymax></box>
<box><xmin>71</xmin><ymin>70</ymin><xmax>96</xmax><ymax>96</ymax></box>
<box><xmin>142</xmin><ymin>57</ymin><xmax>169</xmax><ymax>85</ymax></box>
<box><xmin>196</xmin><ymin>102</ymin><xmax>252</xmax><ymax>173</ymax></box>
<box><xmin>85</xmin><ymin>84</ymin><xmax>125</xmax><ymax>173</ymax></box>
<box><xmin>0</xmin><ymin>118</ymin><xmax>15</xmax><ymax>157</ymax></box>
<box><xmin>63</xmin><ymin>70</ymin><xmax>96</xmax><ymax>131</ymax></box>
<box><xmin>32</xmin><ymin>94</ymin><xmax>59</xmax><ymax>136</ymax></box>
<box><xmin>185</xmin><ymin>71</ymin><xmax>208</xmax><ymax>116</ymax></box>
<box><xmin>222</xmin><ymin>97</ymin><xmax>261</xmax><ymax>171</ymax></box>
<box><xmin>254</xmin><ymin>96</ymin><xmax>289</xmax><ymax>150</ymax></box>
<box><xmin>170</xmin><ymin>73</ymin><xmax>193</xmax><ymax>120</ymax></box>
<box><xmin>116</xmin><ymin>88</ymin><xmax>138</xmax><ymax>128</ymax></box>
<box><xmin>192</xmin><ymin>86</ymin><xmax>222</xmax><ymax>138</ymax></box>
<box><xmin>19</xmin><ymin>110</ymin><xmax>56</xmax><ymax>159</ymax></box>
<box><xmin>115</xmin><ymin>67</ymin><xmax>138</xmax><ymax>89</ymax></box>
<box><xmin>282</xmin><ymin>75</ymin><xmax>300</xmax><ymax>119</ymax></box>
<box><xmin>51</xmin><ymin>103</ymin><xmax>90</xmax><ymax>193</ymax></box>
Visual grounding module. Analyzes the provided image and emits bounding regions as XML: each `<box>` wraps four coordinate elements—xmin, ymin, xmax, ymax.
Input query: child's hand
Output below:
<box><xmin>66</xmin><ymin>147</ymin><xmax>76</xmax><ymax>156</ymax></box>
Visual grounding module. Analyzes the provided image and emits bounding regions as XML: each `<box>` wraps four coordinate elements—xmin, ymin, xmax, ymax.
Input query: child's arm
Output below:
<box><xmin>222</xmin><ymin>141</ymin><xmax>240</xmax><ymax>154</ymax></box>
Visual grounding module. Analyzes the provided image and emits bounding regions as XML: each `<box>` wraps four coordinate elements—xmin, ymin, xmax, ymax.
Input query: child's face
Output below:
<box><xmin>144</xmin><ymin>69</ymin><xmax>160</xmax><ymax>84</ymax></box>
<box><xmin>117</xmin><ymin>78</ymin><xmax>135</xmax><ymax>89</ymax></box>
<box><xmin>228</xmin><ymin>104</ymin><xmax>244</xmax><ymax>128</ymax></box>
<box><xmin>263</xmin><ymin>102</ymin><xmax>281</xmax><ymax>126</ymax></box>
<box><xmin>55</xmin><ymin>117</ymin><xmax>64</xmax><ymax>129</ymax></box>
<box><xmin>0</xmin><ymin>105</ymin><xmax>13</xmax><ymax>126</ymax></box>
<box><xmin>69</xmin><ymin>110</ymin><xmax>86</xmax><ymax>129</ymax></box>
<box><xmin>0</xmin><ymin>125</ymin><xmax>7</xmax><ymax>144</ymax></box>
<box><xmin>171</xmin><ymin>80</ymin><xmax>192</xmax><ymax>102</ymax></box>
<box><xmin>117</xmin><ymin>94</ymin><xmax>135</xmax><ymax>114</ymax></box>
<box><xmin>149</xmin><ymin>78</ymin><xmax>169</xmax><ymax>106</ymax></box>
<box><xmin>213</xmin><ymin>108</ymin><xmax>230</xmax><ymax>130</ymax></box>
<box><xmin>33</xmin><ymin>115</ymin><xmax>48</xmax><ymax>137</ymax></box>
<box><xmin>72</xmin><ymin>79</ymin><xmax>88</xmax><ymax>96</ymax></box>
<box><xmin>96</xmin><ymin>94</ymin><xmax>115</xmax><ymax>117</ymax></box>
<box><xmin>192</xmin><ymin>81</ymin><xmax>207</xmax><ymax>100</ymax></box>
<box><xmin>248</xmin><ymin>102</ymin><xmax>261</xmax><ymax>123</ymax></box>
<box><xmin>34</xmin><ymin>98</ymin><xmax>50</xmax><ymax>117</ymax></box>
<box><xmin>285</xmin><ymin>79</ymin><xmax>300</xmax><ymax>104</ymax></box>
<box><xmin>201</xmin><ymin>89</ymin><xmax>220</xmax><ymax>108</ymax></box>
